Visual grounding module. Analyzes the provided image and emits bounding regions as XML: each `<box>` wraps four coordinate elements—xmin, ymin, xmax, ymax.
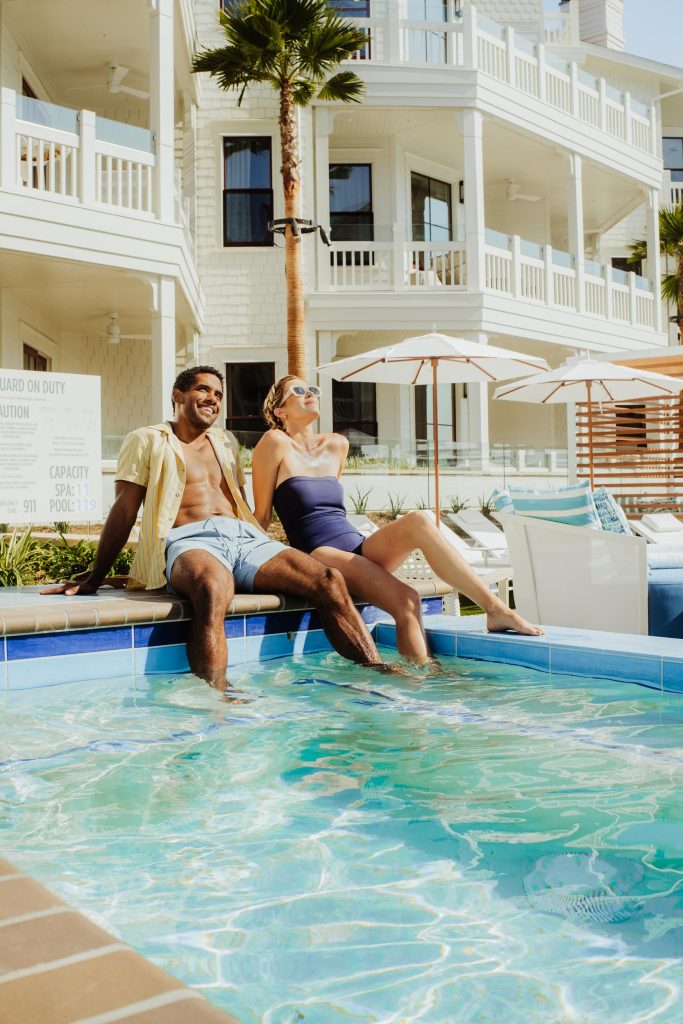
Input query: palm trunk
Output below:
<box><xmin>678</xmin><ymin>253</ymin><xmax>683</xmax><ymax>340</ymax></box>
<box><xmin>279</xmin><ymin>81</ymin><xmax>306</xmax><ymax>378</ymax></box>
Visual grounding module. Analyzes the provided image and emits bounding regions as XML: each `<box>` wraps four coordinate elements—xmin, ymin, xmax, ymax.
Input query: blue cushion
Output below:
<box><xmin>492</xmin><ymin>488</ymin><xmax>515</xmax><ymax>515</ymax></box>
<box><xmin>592</xmin><ymin>487</ymin><xmax>632</xmax><ymax>535</ymax></box>
<box><xmin>648</xmin><ymin>568</ymin><xmax>683</xmax><ymax>638</ymax></box>
<box><xmin>506</xmin><ymin>480</ymin><xmax>601</xmax><ymax>529</ymax></box>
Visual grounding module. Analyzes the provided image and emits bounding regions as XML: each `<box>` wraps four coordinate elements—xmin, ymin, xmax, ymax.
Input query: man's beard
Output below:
<box><xmin>187</xmin><ymin>404</ymin><xmax>219</xmax><ymax>428</ymax></box>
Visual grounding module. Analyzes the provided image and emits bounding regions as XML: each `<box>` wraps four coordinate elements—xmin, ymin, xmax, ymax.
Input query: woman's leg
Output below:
<box><xmin>361</xmin><ymin>511</ymin><xmax>543</xmax><ymax>636</ymax></box>
<box><xmin>310</xmin><ymin>546</ymin><xmax>431</xmax><ymax>662</ymax></box>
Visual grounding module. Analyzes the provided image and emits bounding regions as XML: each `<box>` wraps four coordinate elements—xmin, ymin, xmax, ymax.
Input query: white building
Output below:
<box><xmin>0</xmin><ymin>0</ymin><xmax>682</xmax><ymax>492</ymax></box>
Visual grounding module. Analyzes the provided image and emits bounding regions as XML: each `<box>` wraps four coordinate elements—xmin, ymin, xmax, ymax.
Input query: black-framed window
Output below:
<box><xmin>663</xmin><ymin>137</ymin><xmax>683</xmax><ymax>183</ymax></box>
<box><xmin>329</xmin><ymin>163</ymin><xmax>373</xmax><ymax>242</ymax></box>
<box><xmin>23</xmin><ymin>344</ymin><xmax>48</xmax><ymax>371</ymax></box>
<box><xmin>223</xmin><ymin>137</ymin><xmax>273</xmax><ymax>247</ymax></box>
<box><xmin>411</xmin><ymin>172</ymin><xmax>452</xmax><ymax>242</ymax></box>
<box><xmin>415</xmin><ymin>384</ymin><xmax>456</xmax><ymax>444</ymax></box>
<box><xmin>612</xmin><ymin>256</ymin><xmax>642</xmax><ymax>277</ymax></box>
<box><xmin>225</xmin><ymin>362</ymin><xmax>275</xmax><ymax>444</ymax></box>
<box><xmin>327</xmin><ymin>0</ymin><xmax>371</xmax><ymax>15</ymax></box>
<box><xmin>333</xmin><ymin>381</ymin><xmax>377</xmax><ymax>446</ymax></box>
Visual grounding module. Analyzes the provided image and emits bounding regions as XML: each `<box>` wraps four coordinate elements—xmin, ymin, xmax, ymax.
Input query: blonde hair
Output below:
<box><xmin>263</xmin><ymin>375</ymin><xmax>301</xmax><ymax>431</ymax></box>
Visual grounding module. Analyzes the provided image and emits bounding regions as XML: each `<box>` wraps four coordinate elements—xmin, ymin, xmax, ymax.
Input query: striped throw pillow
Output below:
<box><xmin>592</xmin><ymin>487</ymin><xmax>632</xmax><ymax>535</ymax></box>
<box><xmin>507</xmin><ymin>480</ymin><xmax>601</xmax><ymax>529</ymax></box>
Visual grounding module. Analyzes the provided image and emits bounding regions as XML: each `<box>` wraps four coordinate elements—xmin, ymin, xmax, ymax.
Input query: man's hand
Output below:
<box><xmin>40</xmin><ymin>571</ymin><xmax>100</xmax><ymax>597</ymax></box>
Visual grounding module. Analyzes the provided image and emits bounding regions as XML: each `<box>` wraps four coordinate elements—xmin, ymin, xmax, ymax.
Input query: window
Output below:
<box><xmin>612</xmin><ymin>256</ymin><xmax>642</xmax><ymax>277</ymax></box>
<box><xmin>663</xmin><ymin>137</ymin><xmax>683</xmax><ymax>182</ymax></box>
<box><xmin>327</xmin><ymin>0</ymin><xmax>370</xmax><ymax>15</ymax></box>
<box><xmin>224</xmin><ymin>362</ymin><xmax>274</xmax><ymax>444</ymax></box>
<box><xmin>23</xmin><ymin>344</ymin><xmax>48</xmax><ymax>371</ymax></box>
<box><xmin>223</xmin><ymin>137</ymin><xmax>273</xmax><ymax>246</ymax></box>
<box><xmin>415</xmin><ymin>384</ymin><xmax>456</xmax><ymax>445</ymax></box>
<box><xmin>329</xmin><ymin>164</ymin><xmax>373</xmax><ymax>242</ymax></box>
<box><xmin>333</xmin><ymin>381</ymin><xmax>377</xmax><ymax>446</ymax></box>
<box><xmin>411</xmin><ymin>172</ymin><xmax>452</xmax><ymax>242</ymax></box>
<box><xmin>406</xmin><ymin>0</ymin><xmax>448</xmax><ymax>20</ymax></box>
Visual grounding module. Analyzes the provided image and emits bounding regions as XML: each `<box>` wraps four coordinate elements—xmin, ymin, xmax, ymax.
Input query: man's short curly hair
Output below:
<box><xmin>172</xmin><ymin>365</ymin><xmax>224</xmax><ymax>409</ymax></box>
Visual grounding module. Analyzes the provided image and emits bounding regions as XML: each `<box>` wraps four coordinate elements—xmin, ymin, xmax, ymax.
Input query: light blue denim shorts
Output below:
<box><xmin>165</xmin><ymin>517</ymin><xmax>286</xmax><ymax>593</ymax></box>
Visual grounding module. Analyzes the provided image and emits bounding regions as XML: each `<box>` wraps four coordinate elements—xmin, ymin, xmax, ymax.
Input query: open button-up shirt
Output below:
<box><xmin>115</xmin><ymin>422</ymin><xmax>261</xmax><ymax>590</ymax></box>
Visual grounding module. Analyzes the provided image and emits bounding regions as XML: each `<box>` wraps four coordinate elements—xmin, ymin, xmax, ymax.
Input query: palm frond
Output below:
<box><xmin>316</xmin><ymin>70</ymin><xmax>365</xmax><ymax>103</ymax></box>
<box><xmin>292</xmin><ymin>79</ymin><xmax>317</xmax><ymax>106</ymax></box>
<box><xmin>659</xmin><ymin>204</ymin><xmax>683</xmax><ymax>254</ymax></box>
<box><xmin>662</xmin><ymin>272</ymin><xmax>682</xmax><ymax>306</ymax></box>
<box><xmin>627</xmin><ymin>238</ymin><xmax>647</xmax><ymax>263</ymax></box>
<box><xmin>295</xmin><ymin>20</ymin><xmax>368</xmax><ymax>75</ymax></box>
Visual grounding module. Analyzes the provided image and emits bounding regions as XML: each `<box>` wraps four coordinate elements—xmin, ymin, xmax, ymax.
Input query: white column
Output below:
<box><xmin>567</xmin><ymin>152</ymin><xmax>585</xmax><ymax>313</ymax></box>
<box><xmin>316</xmin><ymin>331</ymin><xmax>335</xmax><ymax>433</ymax></box>
<box><xmin>149</xmin><ymin>0</ymin><xmax>175</xmax><ymax>222</ymax></box>
<box><xmin>462</xmin><ymin>332</ymin><xmax>490</xmax><ymax>470</ymax></box>
<box><xmin>78</xmin><ymin>109</ymin><xmax>96</xmax><ymax>205</ymax></box>
<box><xmin>314</xmin><ymin>109</ymin><xmax>332</xmax><ymax>292</ymax></box>
<box><xmin>645</xmin><ymin>187</ymin><xmax>663</xmax><ymax>333</ymax></box>
<box><xmin>462</xmin><ymin>109</ymin><xmax>486</xmax><ymax>292</ymax></box>
<box><xmin>151</xmin><ymin>275</ymin><xmax>176</xmax><ymax>422</ymax></box>
<box><xmin>0</xmin><ymin>88</ymin><xmax>16</xmax><ymax>190</ymax></box>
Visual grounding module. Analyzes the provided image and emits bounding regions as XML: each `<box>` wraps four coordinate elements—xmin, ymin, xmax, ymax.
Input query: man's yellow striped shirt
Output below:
<box><xmin>115</xmin><ymin>422</ymin><xmax>261</xmax><ymax>590</ymax></box>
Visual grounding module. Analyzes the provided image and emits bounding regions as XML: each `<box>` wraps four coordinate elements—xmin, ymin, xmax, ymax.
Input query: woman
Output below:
<box><xmin>252</xmin><ymin>376</ymin><xmax>542</xmax><ymax>663</ymax></box>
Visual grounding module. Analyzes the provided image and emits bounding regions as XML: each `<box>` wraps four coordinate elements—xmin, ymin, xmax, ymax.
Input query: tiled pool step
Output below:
<box><xmin>376</xmin><ymin>615</ymin><xmax>683</xmax><ymax>693</ymax></box>
<box><xmin>0</xmin><ymin>584</ymin><xmax>449</xmax><ymax>689</ymax></box>
<box><xmin>0</xmin><ymin>858</ymin><xmax>236</xmax><ymax>1024</ymax></box>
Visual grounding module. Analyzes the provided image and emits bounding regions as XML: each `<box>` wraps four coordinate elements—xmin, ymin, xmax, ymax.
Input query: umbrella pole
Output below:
<box><xmin>432</xmin><ymin>358</ymin><xmax>440</xmax><ymax>526</ymax></box>
<box><xmin>586</xmin><ymin>379</ymin><xmax>594</xmax><ymax>489</ymax></box>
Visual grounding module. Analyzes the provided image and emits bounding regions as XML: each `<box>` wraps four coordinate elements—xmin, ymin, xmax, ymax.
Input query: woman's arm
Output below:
<box><xmin>251</xmin><ymin>432</ymin><xmax>285</xmax><ymax>530</ymax></box>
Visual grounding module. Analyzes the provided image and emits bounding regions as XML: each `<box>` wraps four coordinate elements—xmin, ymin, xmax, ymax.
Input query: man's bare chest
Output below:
<box><xmin>182</xmin><ymin>443</ymin><xmax>225</xmax><ymax>489</ymax></box>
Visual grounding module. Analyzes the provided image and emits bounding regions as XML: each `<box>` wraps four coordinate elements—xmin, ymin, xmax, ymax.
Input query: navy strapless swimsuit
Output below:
<box><xmin>273</xmin><ymin>476</ymin><xmax>365</xmax><ymax>555</ymax></box>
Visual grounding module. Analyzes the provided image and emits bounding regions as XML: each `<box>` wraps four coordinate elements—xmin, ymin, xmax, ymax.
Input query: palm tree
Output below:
<box><xmin>629</xmin><ymin>204</ymin><xmax>683</xmax><ymax>334</ymax></box>
<box><xmin>193</xmin><ymin>0</ymin><xmax>366</xmax><ymax>377</ymax></box>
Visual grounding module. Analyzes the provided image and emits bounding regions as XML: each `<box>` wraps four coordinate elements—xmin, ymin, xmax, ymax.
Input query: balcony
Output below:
<box><xmin>343</xmin><ymin>5</ymin><xmax>656</xmax><ymax>158</ymax></box>
<box><xmin>311</xmin><ymin>228</ymin><xmax>661</xmax><ymax>347</ymax></box>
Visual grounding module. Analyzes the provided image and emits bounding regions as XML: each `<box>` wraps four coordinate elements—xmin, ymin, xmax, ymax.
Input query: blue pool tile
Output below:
<box><xmin>246</xmin><ymin>609</ymin><xmax>319</xmax><ymax>637</ymax></box>
<box><xmin>374</xmin><ymin>623</ymin><xmax>397</xmax><ymax>647</ymax></box>
<box><xmin>455</xmin><ymin>634</ymin><xmax>551</xmax><ymax>672</ymax></box>
<box><xmin>7</xmin><ymin>627</ymin><xmax>132</xmax><ymax>662</ymax></box>
<box><xmin>427</xmin><ymin>631</ymin><xmax>456</xmax><ymax>657</ymax></box>
<box><xmin>134</xmin><ymin>644</ymin><xmax>190</xmax><ymax>676</ymax></box>
<box><xmin>294</xmin><ymin>629</ymin><xmax>332</xmax><ymax>656</ymax></box>
<box><xmin>245</xmin><ymin>633</ymin><xmax>296</xmax><ymax>662</ymax></box>
<box><xmin>662</xmin><ymin>659</ymin><xmax>683</xmax><ymax>693</ymax></box>
<box><xmin>550</xmin><ymin>646</ymin><xmax>662</xmax><ymax>690</ymax></box>
<box><xmin>8</xmin><ymin>650</ymin><xmax>134</xmax><ymax>689</ymax></box>
<box><xmin>134</xmin><ymin>617</ymin><xmax>244</xmax><ymax>649</ymax></box>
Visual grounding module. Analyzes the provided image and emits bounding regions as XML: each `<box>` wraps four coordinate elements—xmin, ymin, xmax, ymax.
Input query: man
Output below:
<box><xmin>44</xmin><ymin>365</ymin><xmax>381</xmax><ymax>689</ymax></box>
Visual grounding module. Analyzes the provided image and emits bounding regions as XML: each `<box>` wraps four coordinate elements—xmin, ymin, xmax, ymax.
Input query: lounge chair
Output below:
<box><xmin>448</xmin><ymin>509</ymin><xmax>509</xmax><ymax>557</ymax></box>
<box><xmin>630</xmin><ymin>512</ymin><xmax>683</xmax><ymax>547</ymax></box>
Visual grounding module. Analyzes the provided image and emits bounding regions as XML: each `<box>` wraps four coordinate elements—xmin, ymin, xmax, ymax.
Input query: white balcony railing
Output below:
<box><xmin>343</xmin><ymin>5</ymin><xmax>656</xmax><ymax>156</ymax></box>
<box><xmin>484</xmin><ymin>233</ymin><xmax>657</xmax><ymax>330</ymax></box>
<box><xmin>323</xmin><ymin>229</ymin><xmax>657</xmax><ymax>333</ymax></box>
<box><xmin>328</xmin><ymin>240</ymin><xmax>466</xmax><ymax>290</ymax></box>
<box><xmin>672</xmin><ymin>183</ymin><xmax>683</xmax><ymax>206</ymax></box>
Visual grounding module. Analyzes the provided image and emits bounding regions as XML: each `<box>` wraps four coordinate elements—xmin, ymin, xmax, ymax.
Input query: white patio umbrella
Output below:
<box><xmin>493</xmin><ymin>357</ymin><xmax>683</xmax><ymax>487</ymax></box>
<box><xmin>317</xmin><ymin>332</ymin><xmax>549</xmax><ymax>523</ymax></box>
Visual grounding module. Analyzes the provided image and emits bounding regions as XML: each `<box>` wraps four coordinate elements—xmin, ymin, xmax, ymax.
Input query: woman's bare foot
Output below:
<box><xmin>486</xmin><ymin>606</ymin><xmax>544</xmax><ymax>636</ymax></box>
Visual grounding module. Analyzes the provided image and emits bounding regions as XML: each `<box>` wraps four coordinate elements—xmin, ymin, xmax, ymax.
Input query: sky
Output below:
<box><xmin>622</xmin><ymin>0</ymin><xmax>683</xmax><ymax>69</ymax></box>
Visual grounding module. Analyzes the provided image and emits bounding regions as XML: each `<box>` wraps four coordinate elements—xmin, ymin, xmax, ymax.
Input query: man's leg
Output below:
<box><xmin>253</xmin><ymin>549</ymin><xmax>382</xmax><ymax>666</ymax></box>
<box><xmin>170</xmin><ymin>550</ymin><xmax>235</xmax><ymax>689</ymax></box>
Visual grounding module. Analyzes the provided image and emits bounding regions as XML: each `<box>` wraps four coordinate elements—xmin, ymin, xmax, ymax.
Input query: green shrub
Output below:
<box><xmin>53</xmin><ymin>521</ymin><xmax>71</xmax><ymax>535</ymax></box>
<box><xmin>0</xmin><ymin>529</ymin><xmax>44</xmax><ymax>586</ymax></box>
<box><xmin>349</xmin><ymin>487</ymin><xmax>371</xmax><ymax>515</ymax></box>
<box><xmin>447</xmin><ymin>495</ymin><xmax>470</xmax><ymax>514</ymax></box>
<box><xmin>385</xmin><ymin>494</ymin><xmax>406</xmax><ymax>520</ymax></box>
<box><xmin>479</xmin><ymin>492</ymin><xmax>496</xmax><ymax>516</ymax></box>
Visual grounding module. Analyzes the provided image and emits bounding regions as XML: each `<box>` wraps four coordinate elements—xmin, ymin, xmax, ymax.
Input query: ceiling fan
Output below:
<box><xmin>66</xmin><ymin>65</ymin><xmax>150</xmax><ymax>100</ymax></box>
<box><xmin>506</xmin><ymin>179</ymin><xmax>541</xmax><ymax>203</ymax></box>
<box><xmin>93</xmin><ymin>313</ymin><xmax>151</xmax><ymax>345</ymax></box>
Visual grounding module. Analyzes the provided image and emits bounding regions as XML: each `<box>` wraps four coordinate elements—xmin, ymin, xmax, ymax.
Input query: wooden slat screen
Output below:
<box><xmin>576</xmin><ymin>396</ymin><xmax>683</xmax><ymax>515</ymax></box>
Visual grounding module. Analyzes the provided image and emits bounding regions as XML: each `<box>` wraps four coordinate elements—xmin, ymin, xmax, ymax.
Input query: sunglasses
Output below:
<box><xmin>282</xmin><ymin>384</ymin><xmax>321</xmax><ymax>401</ymax></box>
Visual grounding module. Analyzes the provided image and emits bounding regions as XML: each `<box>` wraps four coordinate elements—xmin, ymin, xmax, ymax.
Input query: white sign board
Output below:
<box><xmin>0</xmin><ymin>369</ymin><xmax>101</xmax><ymax>524</ymax></box>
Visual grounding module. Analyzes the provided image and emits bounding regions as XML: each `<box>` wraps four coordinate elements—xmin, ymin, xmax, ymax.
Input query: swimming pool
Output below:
<box><xmin>2</xmin><ymin>651</ymin><xmax>683</xmax><ymax>1023</ymax></box>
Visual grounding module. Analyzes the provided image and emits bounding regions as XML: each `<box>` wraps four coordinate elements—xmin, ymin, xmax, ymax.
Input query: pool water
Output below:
<box><xmin>1</xmin><ymin>652</ymin><xmax>683</xmax><ymax>1023</ymax></box>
